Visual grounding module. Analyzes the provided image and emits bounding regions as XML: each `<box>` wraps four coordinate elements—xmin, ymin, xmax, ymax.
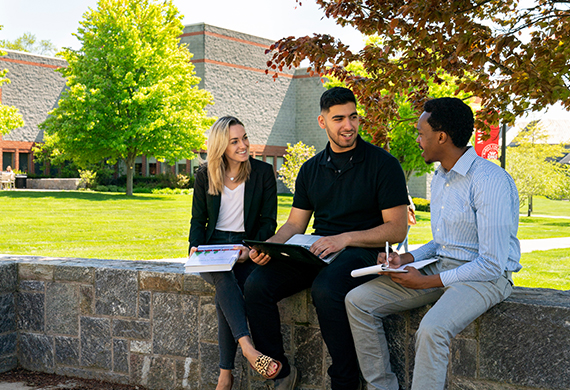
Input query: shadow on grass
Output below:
<box><xmin>0</xmin><ymin>190</ymin><xmax>166</xmax><ymax>201</ymax></box>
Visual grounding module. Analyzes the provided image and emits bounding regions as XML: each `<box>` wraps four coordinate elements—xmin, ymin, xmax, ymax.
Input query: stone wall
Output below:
<box><xmin>1</xmin><ymin>255</ymin><xmax>568</xmax><ymax>390</ymax></box>
<box><xmin>26</xmin><ymin>178</ymin><xmax>82</xmax><ymax>190</ymax></box>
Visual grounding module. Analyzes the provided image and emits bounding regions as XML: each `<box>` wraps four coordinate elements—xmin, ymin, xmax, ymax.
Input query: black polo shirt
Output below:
<box><xmin>293</xmin><ymin>136</ymin><xmax>409</xmax><ymax>237</ymax></box>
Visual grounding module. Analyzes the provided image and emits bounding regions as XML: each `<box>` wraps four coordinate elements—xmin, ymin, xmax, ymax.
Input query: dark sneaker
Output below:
<box><xmin>274</xmin><ymin>365</ymin><xmax>299</xmax><ymax>390</ymax></box>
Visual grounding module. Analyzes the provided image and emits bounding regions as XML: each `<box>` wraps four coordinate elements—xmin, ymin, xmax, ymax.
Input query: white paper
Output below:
<box><xmin>351</xmin><ymin>258</ymin><xmax>439</xmax><ymax>278</ymax></box>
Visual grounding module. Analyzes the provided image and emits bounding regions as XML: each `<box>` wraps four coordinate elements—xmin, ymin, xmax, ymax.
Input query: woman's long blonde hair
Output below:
<box><xmin>207</xmin><ymin>116</ymin><xmax>251</xmax><ymax>195</ymax></box>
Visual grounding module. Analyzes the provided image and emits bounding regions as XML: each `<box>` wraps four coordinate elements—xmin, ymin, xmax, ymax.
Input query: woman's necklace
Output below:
<box><xmin>226</xmin><ymin>173</ymin><xmax>236</xmax><ymax>181</ymax></box>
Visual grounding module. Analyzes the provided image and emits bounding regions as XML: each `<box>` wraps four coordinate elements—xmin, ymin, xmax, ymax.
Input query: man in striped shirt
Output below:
<box><xmin>345</xmin><ymin>97</ymin><xmax>521</xmax><ymax>390</ymax></box>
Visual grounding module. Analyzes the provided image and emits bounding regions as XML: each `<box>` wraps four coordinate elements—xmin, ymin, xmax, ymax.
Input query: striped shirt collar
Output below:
<box><xmin>437</xmin><ymin>146</ymin><xmax>478</xmax><ymax>177</ymax></box>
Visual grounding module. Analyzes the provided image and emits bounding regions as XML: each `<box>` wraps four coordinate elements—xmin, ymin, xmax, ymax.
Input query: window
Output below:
<box><xmin>2</xmin><ymin>152</ymin><xmax>13</xmax><ymax>171</ymax></box>
<box><xmin>276</xmin><ymin>156</ymin><xmax>284</xmax><ymax>172</ymax></box>
<box><xmin>265</xmin><ymin>156</ymin><xmax>274</xmax><ymax>167</ymax></box>
<box><xmin>19</xmin><ymin>153</ymin><xmax>29</xmax><ymax>172</ymax></box>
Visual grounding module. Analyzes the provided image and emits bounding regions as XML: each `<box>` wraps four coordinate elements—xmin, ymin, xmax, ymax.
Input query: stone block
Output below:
<box><xmin>55</xmin><ymin>336</ymin><xmax>80</xmax><ymax>367</ymax></box>
<box><xmin>279</xmin><ymin>290</ymin><xmax>309</xmax><ymax>325</ymax></box>
<box><xmin>131</xmin><ymin>340</ymin><xmax>152</xmax><ymax>354</ymax></box>
<box><xmin>54</xmin><ymin>265</ymin><xmax>93</xmax><ymax>283</ymax></box>
<box><xmin>281</xmin><ymin>324</ymin><xmax>292</xmax><ymax>353</ymax></box>
<box><xmin>152</xmin><ymin>292</ymin><xmax>199</xmax><ymax>357</ymax></box>
<box><xmin>131</xmin><ymin>354</ymin><xmax>176</xmax><ymax>390</ymax></box>
<box><xmin>0</xmin><ymin>333</ymin><xmax>17</xmax><ymax>355</ymax></box>
<box><xmin>199</xmin><ymin>342</ymin><xmax>220</xmax><ymax>390</ymax></box>
<box><xmin>17</xmin><ymin>292</ymin><xmax>44</xmax><ymax>332</ymax></box>
<box><xmin>113</xmin><ymin>339</ymin><xmax>129</xmax><ymax>373</ymax></box>
<box><xmin>175</xmin><ymin>357</ymin><xmax>200</xmax><ymax>390</ymax></box>
<box><xmin>46</xmin><ymin>282</ymin><xmax>79</xmax><ymax>335</ymax></box>
<box><xmin>0</xmin><ymin>355</ymin><xmax>18</xmax><ymax>374</ymax></box>
<box><xmin>19</xmin><ymin>333</ymin><xmax>54</xmax><ymax>372</ymax></box>
<box><xmin>0</xmin><ymin>294</ymin><xmax>16</xmax><ymax>333</ymax></box>
<box><xmin>450</xmin><ymin>337</ymin><xmax>477</xmax><ymax>379</ymax></box>
<box><xmin>19</xmin><ymin>280</ymin><xmax>44</xmax><ymax>291</ymax></box>
<box><xmin>479</xmin><ymin>297</ymin><xmax>570</xmax><ymax>390</ymax></box>
<box><xmin>199</xmin><ymin>296</ymin><xmax>217</xmax><ymax>342</ymax></box>
<box><xmin>140</xmin><ymin>271</ymin><xmax>182</xmax><ymax>291</ymax></box>
<box><xmin>95</xmin><ymin>268</ymin><xmax>138</xmax><ymax>317</ymax></box>
<box><xmin>79</xmin><ymin>285</ymin><xmax>93</xmax><ymax>315</ymax></box>
<box><xmin>18</xmin><ymin>263</ymin><xmax>54</xmax><ymax>281</ymax></box>
<box><xmin>112</xmin><ymin>319</ymin><xmax>151</xmax><ymax>340</ymax></box>
<box><xmin>184</xmin><ymin>274</ymin><xmax>215</xmax><ymax>295</ymax></box>
<box><xmin>54</xmin><ymin>366</ymin><xmax>130</xmax><ymax>384</ymax></box>
<box><xmin>293</xmin><ymin>326</ymin><xmax>324</xmax><ymax>387</ymax></box>
<box><xmin>384</xmin><ymin>312</ymin><xmax>409</xmax><ymax>388</ymax></box>
<box><xmin>0</xmin><ymin>263</ymin><xmax>17</xmax><ymax>293</ymax></box>
<box><xmin>448</xmin><ymin>377</ymin><xmax>520</xmax><ymax>390</ymax></box>
<box><xmin>80</xmin><ymin>316</ymin><xmax>112</xmax><ymax>370</ymax></box>
<box><xmin>138</xmin><ymin>291</ymin><xmax>151</xmax><ymax>319</ymax></box>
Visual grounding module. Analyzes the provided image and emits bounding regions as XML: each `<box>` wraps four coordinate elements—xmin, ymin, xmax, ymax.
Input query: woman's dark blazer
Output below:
<box><xmin>189</xmin><ymin>157</ymin><xmax>278</xmax><ymax>250</ymax></box>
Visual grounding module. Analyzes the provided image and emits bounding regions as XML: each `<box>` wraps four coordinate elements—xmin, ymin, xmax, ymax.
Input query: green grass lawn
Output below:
<box><xmin>1</xmin><ymin>191</ymin><xmax>568</xmax><ymax>290</ymax></box>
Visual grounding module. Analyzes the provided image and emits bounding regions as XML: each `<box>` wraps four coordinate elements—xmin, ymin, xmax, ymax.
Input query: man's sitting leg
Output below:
<box><xmin>244</xmin><ymin>259</ymin><xmax>320</xmax><ymax>381</ymax></box>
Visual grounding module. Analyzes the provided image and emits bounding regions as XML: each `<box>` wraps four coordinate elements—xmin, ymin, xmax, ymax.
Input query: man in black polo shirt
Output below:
<box><xmin>245</xmin><ymin>87</ymin><xmax>409</xmax><ymax>390</ymax></box>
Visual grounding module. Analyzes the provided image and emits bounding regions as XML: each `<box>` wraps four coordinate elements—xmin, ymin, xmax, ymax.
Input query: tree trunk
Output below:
<box><xmin>126</xmin><ymin>154</ymin><xmax>136</xmax><ymax>196</ymax></box>
<box><xmin>527</xmin><ymin>195</ymin><xmax>533</xmax><ymax>217</ymax></box>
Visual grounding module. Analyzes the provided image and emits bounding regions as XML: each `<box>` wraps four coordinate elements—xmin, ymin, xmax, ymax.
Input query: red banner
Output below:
<box><xmin>474</xmin><ymin>125</ymin><xmax>500</xmax><ymax>160</ymax></box>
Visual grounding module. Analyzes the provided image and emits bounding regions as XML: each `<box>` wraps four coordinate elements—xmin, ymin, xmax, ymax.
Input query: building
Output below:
<box><xmin>0</xmin><ymin>24</ymin><xmax>328</xmax><ymax>192</ymax></box>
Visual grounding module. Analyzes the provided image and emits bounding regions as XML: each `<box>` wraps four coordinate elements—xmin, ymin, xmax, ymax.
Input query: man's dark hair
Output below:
<box><xmin>423</xmin><ymin>97</ymin><xmax>474</xmax><ymax>148</ymax></box>
<box><xmin>320</xmin><ymin>87</ymin><xmax>357</xmax><ymax>112</ymax></box>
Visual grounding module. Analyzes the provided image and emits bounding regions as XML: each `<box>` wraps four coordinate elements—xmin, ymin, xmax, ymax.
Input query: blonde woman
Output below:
<box><xmin>189</xmin><ymin>116</ymin><xmax>281</xmax><ymax>389</ymax></box>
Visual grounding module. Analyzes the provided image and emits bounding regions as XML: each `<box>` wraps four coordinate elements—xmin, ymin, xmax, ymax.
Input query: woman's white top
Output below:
<box><xmin>215</xmin><ymin>182</ymin><xmax>246</xmax><ymax>232</ymax></box>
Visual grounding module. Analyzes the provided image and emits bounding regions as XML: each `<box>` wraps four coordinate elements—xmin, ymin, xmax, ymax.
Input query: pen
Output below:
<box><xmin>385</xmin><ymin>241</ymin><xmax>389</xmax><ymax>269</ymax></box>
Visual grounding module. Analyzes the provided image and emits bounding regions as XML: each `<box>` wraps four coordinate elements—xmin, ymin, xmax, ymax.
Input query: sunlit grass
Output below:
<box><xmin>1</xmin><ymin>190</ymin><xmax>568</xmax><ymax>290</ymax></box>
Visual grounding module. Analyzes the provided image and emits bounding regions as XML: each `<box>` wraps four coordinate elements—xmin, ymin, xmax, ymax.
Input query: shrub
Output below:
<box><xmin>79</xmin><ymin>170</ymin><xmax>97</xmax><ymax>190</ymax></box>
<box><xmin>95</xmin><ymin>185</ymin><xmax>109</xmax><ymax>192</ymax></box>
<box><xmin>412</xmin><ymin>197</ymin><xmax>430</xmax><ymax>212</ymax></box>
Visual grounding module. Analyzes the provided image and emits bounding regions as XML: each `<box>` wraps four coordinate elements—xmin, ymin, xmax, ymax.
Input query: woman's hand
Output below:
<box><xmin>235</xmin><ymin>245</ymin><xmax>250</xmax><ymax>263</ymax></box>
<box><xmin>189</xmin><ymin>247</ymin><xmax>198</xmax><ymax>257</ymax></box>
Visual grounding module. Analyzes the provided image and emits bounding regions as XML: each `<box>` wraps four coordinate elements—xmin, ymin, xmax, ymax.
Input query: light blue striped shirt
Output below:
<box><xmin>410</xmin><ymin>147</ymin><xmax>522</xmax><ymax>286</ymax></box>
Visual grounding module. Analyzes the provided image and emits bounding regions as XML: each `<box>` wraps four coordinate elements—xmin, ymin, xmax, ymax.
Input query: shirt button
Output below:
<box><xmin>437</xmin><ymin>228</ymin><xmax>440</xmax><ymax>232</ymax></box>
<box><xmin>446</xmin><ymin>184</ymin><xmax>450</xmax><ymax>187</ymax></box>
<box><xmin>442</xmin><ymin>245</ymin><xmax>446</xmax><ymax>249</ymax></box>
<box><xmin>441</xmin><ymin>206</ymin><xmax>444</xmax><ymax>209</ymax></box>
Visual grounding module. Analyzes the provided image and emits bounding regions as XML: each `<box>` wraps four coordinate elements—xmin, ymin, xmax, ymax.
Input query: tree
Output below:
<box><xmin>506</xmin><ymin>121</ymin><xmax>569</xmax><ymax>216</ymax></box>
<box><xmin>40</xmin><ymin>0</ymin><xmax>214</xmax><ymax>195</ymax></box>
<box><xmin>0</xmin><ymin>38</ymin><xmax>25</xmax><ymax>134</ymax></box>
<box><xmin>0</xmin><ymin>32</ymin><xmax>58</xmax><ymax>56</ymax></box>
<box><xmin>266</xmin><ymin>0</ymin><xmax>570</xmax><ymax>143</ymax></box>
<box><xmin>278</xmin><ymin>141</ymin><xmax>316</xmax><ymax>193</ymax></box>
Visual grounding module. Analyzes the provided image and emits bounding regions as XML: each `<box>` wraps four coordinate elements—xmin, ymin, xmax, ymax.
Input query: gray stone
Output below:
<box><xmin>199</xmin><ymin>296</ymin><xmax>217</xmax><ymax>342</ymax></box>
<box><xmin>293</xmin><ymin>326</ymin><xmax>324</xmax><ymax>387</ymax></box>
<box><xmin>46</xmin><ymin>282</ymin><xmax>79</xmax><ymax>335</ymax></box>
<box><xmin>448</xmin><ymin>377</ymin><xmax>520</xmax><ymax>390</ymax></box>
<box><xmin>18</xmin><ymin>263</ymin><xmax>54</xmax><ymax>281</ymax></box>
<box><xmin>79</xmin><ymin>285</ymin><xmax>93</xmax><ymax>315</ymax></box>
<box><xmin>0</xmin><ymin>263</ymin><xmax>17</xmax><ymax>293</ymax></box>
<box><xmin>138</xmin><ymin>290</ymin><xmax>151</xmax><ymax>319</ymax></box>
<box><xmin>384</xmin><ymin>312</ymin><xmax>409</xmax><ymax>388</ymax></box>
<box><xmin>19</xmin><ymin>280</ymin><xmax>45</xmax><ymax>291</ymax></box>
<box><xmin>113</xmin><ymin>339</ymin><xmax>129</xmax><ymax>373</ymax></box>
<box><xmin>112</xmin><ymin>319</ymin><xmax>151</xmax><ymax>339</ymax></box>
<box><xmin>131</xmin><ymin>354</ymin><xmax>176</xmax><ymax>390</ymax></box>
<box><xmin>131</xmin><ymin>340</ymin><xmax>152</xmax><ymax>354</ymax></box>
<box><xmin>0</xmin><ymin>293</ymin><xmax>16</xmax><ymax>333</ymax></box>
<box><xmin>55</xmin><ymin>336</ymin><xmax>80</xmax><ymax>367</ymax></box>
<box><xmin>17</xmin><ymin>292</ymin><xmax>44</xmax><ymax>332</ymax></box>
<box><xmin>175</xmin><ymin>357</ymin><xmax>200</xmax><ymax>390</ymax></box>
<box><xmin>152</xmin><ymin>292</ymin><xmax>199</xmax><ymax>357</ymax></box>
<box><xmin>279</xmin><ymin>290</ymin><xmax>309</xmax><ymax>324</ymax></box>
<box><xmin>0</xmin><ymin>355</ymin><xmax>18</xmax><ymax>374</ymax></box>
<box><xmin>479</xmin><ymin>300</ymin><xmax>570</xmax><ymax>390</ymax></box>
<box><xmin>139</xmin><ymin>271</ymin><xmax>182</xmax><ymax>291</ymax></box>
<box><xmin>281</xmin><ymin>324</ymin><xmax>292</xmax><ymax>353</ymax></box>
<box><xmin>54</xmin><ymin>265</ymin><xmax>93</xmax><ymax>283</ymax></box>
<box><xmin>19</xmin><ymin>333</ymin><xmax>54</xmax><ymax>372</ymax></box>
<box><xmin>55</xmin><ymin>366</ymin><xmax>130</xmax><ymax>385</ymax></box>
<box><xmin>0</xmin><ymin>333</ymin><xmax>17</xmax><ymax>355</ymax></box>
<box><xmin>199</xmin><ymin>342</ymin><xmax>220</xmax><ymax>390</ymax></box>
<box><xmin>450</xmin><ymin>338</ymin><xmax>477</xmax><ymax>379</ymax></box>
<box><xmin>184</xmin><ymin>274</ymin><xmax>215</xmax><ymax>295</ymax></box>
<box><xmin>80</xmin><ymin>316</ymin><xmax>112</xmax><ymax>370</ymax></box>
<box><xmin>95</xmin><ymin>268</ymin><xmax>138</xmax><ymax>317</ymax></box>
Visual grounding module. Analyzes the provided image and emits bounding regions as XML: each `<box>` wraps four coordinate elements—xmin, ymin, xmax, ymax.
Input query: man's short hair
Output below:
<box><xmin>320</xmin><ymin>87</ymin><xmax>357</xmax><ymax>112</ymax></box>
<box><xmin>423</xmin><ymin>98</ymin><xmax>474</xmax><ymax>148</ymax></box>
